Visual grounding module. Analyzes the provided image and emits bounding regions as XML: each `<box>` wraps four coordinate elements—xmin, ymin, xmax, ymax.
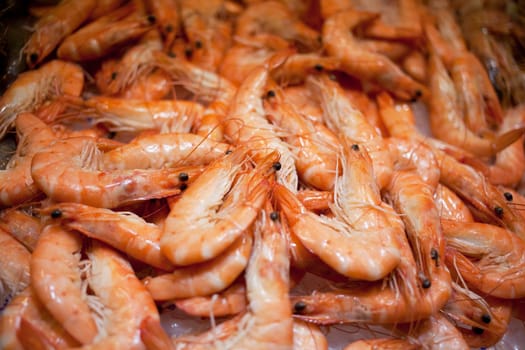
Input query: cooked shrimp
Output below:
<box><xmin>43</xmin><ymin>203</ymin><xmax>174</xmax><ymax>270</ymax></box>
<box><xmin>224</xmin><ymin>56</ymin><xmax>298</xmax><ymax>192</ymax></box>
<box><xmin>293</xmin><ymin>320</ymin><xmax>328</xmax><ymax>350</ymax></box>
<box><xmin>0</xmin><ymin>228</ymin><xmax>30</xmax><ymax>311</ymax></box>
<box><xmin>30</xmin><ymin>224</ymin><xmax>98</xmax><ymax>345</ymax></box>
<box><xmin>322</xmin><ymin>10</ymin><xmax>426</xmax><ymax>101</ymax></box>
<box><xmin>401</xmin><ymin>50</ymin><xmax>427</xmax><ymax>83</ymax></box>
<box><xmin>274</xmin><ymin>142</ymin><xmax>402</xmax><ymax>281</ymax></box>
<box><xmin>145</xmin><ymin>0</ymin><xmax>180</xmax><ymax>48</ymax></box>
<box><xmin>271</xmin><ymin>54</ymin><xmax>341</xmax><ymax>86</ymax></box>
<box><xmin>236</xmin><ymin>1</ymin><xmax>321</xmax><ymax>52</ymax></box>
<box><xmin>427</xmin><ymin>51</ymin><xmax>522</xmax><ymax>157</ymax></box>
<box><xmin>425</xmin><ymin>2</ymin><xmax>467</xmax><ymax>62</ymax></box>
<box><xmin>24</xmin><ymin>0</ymin><xmax>97</xmax><ymax>67</ymax></box>
<box><xmin>264</xmin><ymin>81</ymin><xmax>339</xmax><ymax>190</ymax></box>
<box><xmin>307</xmin><ymin>74</ymin><xmax>392</xmax><ymax>189</ymax></box>
<box><xmin>219</xmin><ymin>44</ymin><xmax>275</xmax><ymax>87</ymax></box>
<box><xmin>0</xmin><ymin>60</ymin><xmax>84</xmax><ymax>139</ymax></box>
<box><xmin>161</xmin><ymin>148</ymin><xmax>276</xmax><ymax>266</ymax></box>
<box><xmin>295</xmin><ymin>189</ymin><xmax>333</xmax><ymax>212</ymax></box>
<box><xmin>0</xmin><ymin>113</ymin><xmax>56</xmax><ymax>207</ymax></box>
<box><xmin>172</xmin><ymin>201</ymin><xmax>293</xmax><ymax>349</ymax></box>
<box><xmin>434</xmin><ymin>184</ymin><xmax>474</xmax><ymax>223</ymax></box>
<box><xmin>195</xmin><ymin>100</ymin><xmax>228</xmax><ymax>141</ymax></box>
<box><xmin>30</xmin><ymin>136</ymin><xmax>202</xmax><ymax>208</ymax></box>
<box><xmin>57</xmin><ymin>3</ymin><xmax>154</xmax><ymax>61</ymax></box>
<box><xmin>0</xmin><ymin>208</ymin><xmax>41</xmax><ymax>252</ymax></box>
<box><xmin>376</xmin><ymin>91</ymin><xmax>419</xmax><ymax>139</ymax></box>
<box><xmin>442</xmin><ymin>220</ymin><xmax>525</xmax><ymax>299</ymax></box>
<box><xmin>103</xmin><ymin>132</ymin><xmax>230</xmax><ymax>170</ymax></box>
<box><xmin>144</xmin><ymin>232</ymin><xmax>253</xmax><ymax>300</ymax></box>
<box><xmin>81</xmin><ymin>241</ymin><xmax>160</xmax><ymax>349</ymax></box>
<box><xmin>343</xmin><ymin>339</ymin><xmax>417</xmax><ymax>350</ymax></box>
<box><xmin>174</xmin><ymin>281</ymin><xmax>247</xmax><ymax>318</ymax></box>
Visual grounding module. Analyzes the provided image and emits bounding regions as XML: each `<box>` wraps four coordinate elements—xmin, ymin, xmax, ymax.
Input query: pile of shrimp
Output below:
<box><xmin>2</xmin><ymin>0</ymin><xmax>525</xmax><ymax>349</ymax></box>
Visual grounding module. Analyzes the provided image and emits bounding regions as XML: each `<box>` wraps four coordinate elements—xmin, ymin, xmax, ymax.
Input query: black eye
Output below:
<box><xmin>272</xmin><ymin>162</ymin><xmax>281</xmax><ymax>171</ymax></box>
<box><xmin>504</xmin><ymin>192</ymin><xmax>513</xmax><ymax>201</ymax></box>
<box><xmin>147</xmin><ymin>15</ymin><xmax>156</xmax><ymax>24</ymax></box>
<box><xmin>266</xmin><ymin>90</ymin><xmax>276</xmax><ymax>98</ymax></box>
<box><xmin>421</xmin><ymin>278</ymin><xmax>431</xmax><ymax>289</ymax></box>
<box><xmin>351</xmin><ymin>144</ymin><xmax>359</xmax><ymax>151</ymax></box>
<box><xmin>180</xmin><ymin>183</ymin><xmax>188</xmax><ymax>191</ymax></box>
<box><xmin>472</xmin><ymin>327</ymin><xmax>484</xmax><ymax>335</ymax></box>
<box><xmin>51</xmin><ymin>209</ymin><xmax>62</xmax><ymax>218</ymax></box>
<box><xmin>195</xmin><ymin>40</ymin><xmax>202</xmax><ymax>49</ymax></box>
<box><xmin>111</xmin><ymin>72</ymin><xmax>117</xmax><ymax>80</ymax></box>
<box><xmin>29</xmin><ymin>53</ymin><xmax>38</xmax><ymax>63</ymax></box>
<box><xmin>178</xmin><ymin>172</ymin><xmax>189</xmax><ymax>182</ymax></box>
<box><xmin>293</xmin><ymin>301</ymin><xmax>306</xmax><ymax>313</ymax></box>
<box><xmin>481</xmin><ymin>314</ymin><xmax>491</xmax><ymax>324</ymax></box>
<box><xmin>494</xmin><ymin>206</ymin><xmax>504</xmax><ymax>218</ymax></box>
<box><xmin>269</xmin><ymin>211</ymin><xmax>279</xmax><ymax>221</ymax></box>
<box><xmin>314</xmin><ymin>64</ymin><xmax>323</xmax><ymax>72</ymax></box>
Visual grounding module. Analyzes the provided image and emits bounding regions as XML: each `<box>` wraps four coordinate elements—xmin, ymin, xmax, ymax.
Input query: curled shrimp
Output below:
<box><xmin>144</xmin><ymin>231</ymin><xmax>253</xmax><ymax>300</ymax></box>
<box><xmin>0</xmin><ymin>208</ymin><xmax>41</xmax><ymax>252</ymax></box>
<box><xmin>443</xmin><ymin>220</ymin><xmax>525</xmax><ymax>299</ymax></box>
<box><xmin>30</xmin><ymin>136</ymin><xmax>202</xmax><ymax>208</ymax></box>
<box><xmin>160</xmin><ymin>148</ymin><xmax>277</xmax><ymax>266</ymax></box>
<box><xmin>322</xmin><ymin>10</ymin><xmax>426</xmax><ymax>101</ymax></box>
<box><xmin>0</xmin><ymin>228</ymin><xmax>31</xmax><ymax>310</ymax></box>
<box><xmin>57</xmin><ymin>3</ymin><xmax>154</xmax><ymax>61</ymax></box>
<box><xmin>0</xmin><ymin>60</ymin><xmax>84</xmax><ymax>140</ymax></box>
<box><xmin>42</xmin><ymin>203</ymin><xmax>174</xmax><ymax>270</ymax></box>
<box><xmin>23</xmin><ymin>0</ymin><xmax>97</xmax><ymax>67</ymax></box>
<box><xmin>102</xmin><ymin>132</ymin><xmax>230</xmax><ymax>170</ymax></box>
<box><xmin>30</xmin><ymin>224</ymin><xmax>98</xmax><ymax>345</ymax></box>
<box><xmin>0</xmin><ymin>113</ymin><xmax>56</xmax><ymax>207</ymax></box>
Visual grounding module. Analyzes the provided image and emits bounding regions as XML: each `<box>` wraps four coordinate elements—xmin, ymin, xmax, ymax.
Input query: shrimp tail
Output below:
<box><xmin>491</xmin><ymin>127</ymin><xmax>525</xmax><ymax>154</ymax></box>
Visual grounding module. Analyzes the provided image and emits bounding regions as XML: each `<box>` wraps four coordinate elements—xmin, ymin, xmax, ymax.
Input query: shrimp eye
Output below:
<box><xmin>430</xmin><ymin>248</ymin><xmax>438</xmax><ymax>260</ymax></box>
<box><xmin>494</xmin><ymin>206</ymin><xmax>504</xmax><ymax>218</ymax></box>
<box><xmin>504</xmin><ymin>192</ymin><xmax>513</xmax><ymax>201</ymax></box>
<box><xmin>195</xmin><ymin>40</ymin><xmax>203</xmax><ymax>49</ymax></box>
<box><xmin>225</xmin><ymin>149</ymin><xmax>233</xmax><ymax>155</ymax></box>
<box><xmin>29</xmin><ymin>53</ymin><xmax>38</xmax><ymax>63</ymax></box>
<box><xmin>351</xmin><ymin>144</ymin><xmax>359</xmax><ymax>151</ymax></box>
<box><xmin>168</xmin><ymin>51</ymin><xmax>176</xmax><ymax>58</ymax></box>
<box><xmin>185</xmin><ymin>48</ymin><xmax>193</xmax><ymax>58</ymax></box>
<box><xmin>481</xmin><ymin>314</ymin><xmax>491</xmax><ymax>324</ymax></box>
<box><xmin>147</xmin><ymin>15</ymin><xmax>156</xmax><ymax>24</ymax></box>
<box><xmin>50</xmin><ymin>209</ymin><xmax>62</xmax><ymax>218</ymax></box>
<box><xmin>314</xmin><ymin>64</ymin><xmax>324</xmax><ymax>72</ymax></box>
<box><xmin>108</xmin><ymin>131</ymin><xmax>117</xmax><ymax>139</ymax></box>
<box><xmin>178</xmin><ymin>172</ymin><xmax>189</xmax><ymax>182</ymax></box>
<box><xmin>180</xmin><ymin>183</ymin><xmax>188</xmax><ymax>191</ymax></box>
<box><xmin>472</xmin><ymin>327</ymin><xmax>484</xmax><ymax>335</ymax></box>
<box><xmin>293</xmin><ymin>301</ymin><xmax>307</xmax><ymax>314</ymax></box>
<box><xmin>111</xmin><ymin>72</ymin><xmax>117</xmax><ymax>80</ymax></box>
<box><xmin>266</xmin><ymin>90</ymin><xmax>276</xmax><ymax>98</ymax></box>
<box><xmin>269</xmin><ymin>211</ymin><xmax>279</xmax><ymax>221</ymax></box>
<box><xmin>421</xmin><ymin>278</ymin><xmax>431</xmax><ymax>289</ymax></box>
<box><xmin>272</xmin><ymin>162</ymin><xmax>282</xmax><ymax>171</ymax></box>
<box><xmin>165</xmin><ymin>24</ymin><xmax>173</xmax><ymax>33</ymax></box>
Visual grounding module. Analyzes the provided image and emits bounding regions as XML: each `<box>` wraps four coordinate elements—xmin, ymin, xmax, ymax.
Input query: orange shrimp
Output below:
<box><xmin>23</xmin><ymin>0</ymin><xmax>97</xmax><ymax>67</ymax></box>
<box><xmin>443</xmin><ymin>220</ymin><xmax>525</xmax><ymax>299</ymax></box>
<box><xmin>30</xmin><ymin>224</ymin><xmax>98</xmax><ymax>345</ymax></box>
<box><xmin>236</xmin><ymin>1</ymin><xmax>321</xmax><ymax>52</ymax></box>
<box><xmin>0</xmin><ymin>228</ymin><xmax>31</xmax><ymax>311</ymax></box>
<box><xmin>0</xmin><ymin>113</ymin><xmax>56</xmax><ymax>207</ymax></box>
<box><xmin>0</xmin><ymin>60</ymin><xmax>84</xmax><ymax>139</ymax></box>
<box><xmin>322</xmin><ymin>9</ymin><xmax>426</xmax><ymax>101</ymax></box>
<box><xmin>43</xmin><ymin>203</ymin><xmax>174</xmax><ymax>270</ymax></box>
<box><xmin>195</xmin><ymin>100</ymin><xmax>228</xmax><ymax>141</ymax></box>
<box><xmin>57</xmin><ymin>3</ymin><xmax>154</xmax><ymax>61</ymax></box>
<box><xmin>160</xmin><ymin>148</ymin><xmax>276</xmax><ymax>266</ymax></box>
<box><xmin>90</xmin><ymin>0</ymin><xmax>127</xmax><ymax>20</ymax></box>
<box><xmin>102</xmin><ymin>132</ymin><xmax>230</xmax><ymax>170</ymax></box>
<box><xmin>0</xmin><ymin>208</ymin><xmax>41</xmax><ymax>252</ymax></box>
<box><xmin>401</xmin><ymin>50</ymin><xmax>427</xmax><ymax>83</ymax></box>
<box><xmin>145</xmin><ymin>0</ymin><xmax>180</xmax><ymax>48</ymax></box>
<box><xmin>219</xmin><ymin>44</ymin><xmax>275</xmax><ymax>87</ymax></box>
<box><xmin>307</xmin><ymin>74</ymin><xmax>392</xmax><ymax>189</ymax></box>
<box><xmin>282</xmin><ymin>85</ymin><xmax>325</xmax><ymax>124</ymax></box>
<box><xmin>30</xmin><ymin>136</ymin><xmax>202</xmax><ymax>208</ymax></box>
<box><xmin>344</xmin><ymin>88</ymin><xmax>387</xmax><ymax>137</ymax></box>
<box><xmin>144</xmin><ymin>232</ymin><xmax>253</xmax><ymax>300</ymax></box>
<box><xmin>271</xmin><ymin>54</ymin><xmax>341</xmax><ymax>86</ymax></box>
<box><xmin>434</xmin><ymin>184</ymin><xmax>474</xmax><ymax>223</ymax></box>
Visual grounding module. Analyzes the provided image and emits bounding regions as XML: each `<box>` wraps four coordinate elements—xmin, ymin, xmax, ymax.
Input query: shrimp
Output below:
<box><xmin>376</xmin><ymin>91</ymin><xmax>419</xmax><ymax>139</ymax></box>
<box><xmin>264</xmin><ymin>81</ymin><xmax>339</xmax><ymax>191</ymax></box>
<box><xmin>401</xmin><ymin>50</ymin><xmax>427</xmax><ymax>83</ymax></box>
<box><xmin>397</xmin><ymin>314</ymin><xmax>469</xmax><ymax>349</ymax></box>
<box><xmin>0</xmin><ymin>288</ymin><xmax>30</xmax><ymax>349</ymax></box>
<box><xmin>174</xmin><ymin>281</ymin><xmax>247</xmax><ymax>318</ymax></box>
<box><xmin>271</xmin><ymin>54</ymin><xmax>341</xmax><ymax>86</ymax></box>
<box><xmin>427</xmin><ymin>50</ymin><xmax>522</xmax><ymax>157</ymax></box>
<box><xmin>344</xmin><ymin>88</ymin><xmax>387</xmax><ymax>137</ymax></box>
<box><xmin>80</xmin><ymin>241</ymin><xmax>160</xmax><ymax>349</ymax></box>
<box><xmin>102</xmin><ymin>132</ymin><xmax>230</xmax><ymax>170</ymax></box>
<box><xmin>57</xmin><ymin>3</ymin><xmax>154</xmax><ymax>61</ymax></box>
<box><xmin>236</xmin><ymin>1</ymin><xmax>321</xmax><ymax>52</ymax></box>
<box><xmin>144</xmin><ymin>232</ymin><xmax>253</xmax><ymax>300</ymax></box>
<box><xmin>343</xmin><ymin>339</ymin><xmax>418</xmax><ymax>350</ymax></box>
<box><xmin>219</xmin><ymin>44</ymin><xmax>276</xmax><ymax>87</ymax></box>
<box><xmin>224</xmin><ymin>55</ymin><xmax>298</xmax><ymax>192</ymax></box>
<box><xmin>171</xmin><ymin>201</ymin><xmax>293</xmax><ymax>349</ymax></box>
<box><xmin>160</xmin><ymin>148</ymin><xmax>276</xmax><ymax>266</ymax></box>
<box><xmin>434</xmin><ymin>148</ymin><xmax>525</xmax><ymax>241</ymax></box>
<box><xmin>0</xmin><ymin>113</ymin><xmax>56</xmax><ymax>207</ymax></box>
<box><xmin>322</xmin><ymin>10</ymin><xmax>426</xmax><ymax>101</ymax></box>
<box><xmin>30</xmin><ymin>136</ymin><xmax>202</xmax><ymax>208</ymax></box>
<box><xmin>90</xmin><ymin>0</ymin><xmax>127</xmax><ymax>20</ymax></box>
<box><xmin>0</xmin><ymin>228</ymin><xmax>30</xmax><ymax>310</ymax></box>
<box><xmin>30</xmin><ymin>224</ymin><xmax>98</xmax><ymax>345</ymax></box>
<box><xmin>0</xmin><ymin>60</ymin><xmax>84</xmax><ymax>139</ymax></box>
<box><xmin>195</xmin><ymin>100</ymin><xmax>228</xmax><ymax>141</ymax></box>
<box><xmin>282</xmin><ymin>85</ymin><xmax>325</xmax><ymax>124</ymax></box>
<box><xmin>274</xmin><ymin>142</ymin><xmax>402</xmax><ymax>281</ymax></box>
<box><xmin>145</xmin><ymin>0</ymin><xmax>180</xmax><ymax>48</ymax></box>
<box><xmin>80</xmin><ymin>96</ymin><xmax>204</xmax><ymax>133</ymax></box>
<box><xmin>442</xmin><ymin>220</ymin><xmax>525</xmax><ymax>299</ymax></box>
<box><xmin>23</xmin><ymin>0</ymin><xmax>97</xmax><ymax>67</ymax></box>
<box><xmin>293</xmin><ymin>320</ymin><xmax>328</xmax><ymax>350</ymax></box>
<box><xmin>0</xmin><ymin>208</ymin><xmax>41</xmax><ymax>252</ymax></box>
<box><xmin>442</xmin><ymin>283</ymin><xmax>511</xmax><ymax>348</ymax></box>
<box><xmin>307</xmin><ymin>74</ymin><xmax>392</xmax><ymax>190</ymax></box>
<box><xmin>42</xmin><ymin>203</ymin><xmax>174</xmax><ymax>270</ymax></box>
<box><xmin>434</xmin><ymin>184</ymin><xmax>474</xmax><ymax>223</ymax></box>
